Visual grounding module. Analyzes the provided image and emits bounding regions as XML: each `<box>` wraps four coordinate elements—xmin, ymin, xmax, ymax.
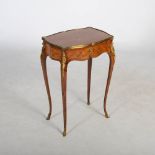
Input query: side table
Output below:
<box><xmin>40</xmin><ymin>27</ymin><xmax>115</xmax><ymax>136</ymax></box>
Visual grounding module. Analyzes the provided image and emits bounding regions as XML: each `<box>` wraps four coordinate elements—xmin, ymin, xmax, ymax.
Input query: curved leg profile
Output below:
<box><xmin>87</xmin><ymin>58</ymin><xmax>92</xmax><ymax>105</ymax></box>
<box><xmin>40</xmin><ymin>49</ymin><xmax>52</xmax><ymax>120</ymax></box>
<box><xmin>61</xmin><ymin>52</ymin><xmax>68</xmax><ymax>136</ymax></box>
<box><xmin>104</xmin><ymin>45</ymin><xmax>115</xmax><ymax>118</ymax></box>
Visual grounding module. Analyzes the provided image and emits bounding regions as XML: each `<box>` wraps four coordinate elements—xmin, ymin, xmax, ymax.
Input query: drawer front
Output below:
<box><xmin>66</xmin><ymin>47</ymin><xmax>90</xmax><ymax>62</ymax></box>
<box><xmin>66</xmin><ymin>39</ymin><xmax>112</xmax><ymax>62</ymax></box>
<box><xmin>43</xmin><ymin>39</ymin><xmax>113</xmax><ymax>63</ymax></box>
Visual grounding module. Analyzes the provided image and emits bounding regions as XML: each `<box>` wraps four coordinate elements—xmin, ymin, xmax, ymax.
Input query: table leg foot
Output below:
<box><xmin>105</xmin><ymin>112</ymin><xmax>110</xmax><ymax>118</ymax></box>
<box><xmin>63</xmin><ymin>131</ymin><xmax>67</xmax><ymax>137</ymax></box>
<box><xmin>87</xmin><ymin>101</ymin><xmax>90</xmax><ymax>105</ymax></box>
<box><xmin>46</xmin><ymin>113</ymin><xmax>51</xmax><ymax>120</ymax></box>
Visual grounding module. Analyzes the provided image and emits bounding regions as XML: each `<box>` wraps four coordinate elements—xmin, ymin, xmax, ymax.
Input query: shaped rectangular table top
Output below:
<box><xmin>42</xmin><ymin>27</ymin><xmax>113</xmax><ymax>50</ymax></box>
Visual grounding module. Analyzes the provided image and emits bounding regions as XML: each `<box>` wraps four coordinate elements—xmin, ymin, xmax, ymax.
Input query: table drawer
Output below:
<box><xmin>66</xmin><ymin>39</ymin><xmax>112</xmax><ymax>62</ymax></box>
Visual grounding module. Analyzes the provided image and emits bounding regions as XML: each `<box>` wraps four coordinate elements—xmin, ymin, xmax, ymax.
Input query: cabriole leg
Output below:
<box><xmin>87</xmin><ymin>58</ymin><xmax>92</xmax><ymax>105</ymax></box>
<box><xmin>104</xmin><ymin>44</ymin><xmax>115</xmax><ymax>118</ymax></box>
<box><xmin>60</xmin><ymin>52</ymin><xmax>68</xmax><ymax>136</ymax></box>
<box><xmin>40</xmin><ymin>49</ymin><xmax>52</xmax><ymax>120</ymax></box>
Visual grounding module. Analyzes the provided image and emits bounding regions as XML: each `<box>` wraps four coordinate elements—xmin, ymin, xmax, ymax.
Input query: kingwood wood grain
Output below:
<box><xmin>43</xmin><ymin>39</ymin><xmax>113</xmax><ymax>63</ymax></box>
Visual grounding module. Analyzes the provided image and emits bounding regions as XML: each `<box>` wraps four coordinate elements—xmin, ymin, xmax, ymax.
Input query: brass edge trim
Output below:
<box><xmin>88</xmin><ymin>27</ymin><xmax>114</xmax><ymax>38</ymax></box>
<box><xmin>42</xmin><ymin>38</ymin><xmax>63</xmax><ymax>50</ymax></box>
<box><xmin>42</xmin><ymin>27</ymin><xmax>114</xmax><ymax>50</ymax></box>
<box><xmin>43</xmin><ymin>27</ymin><xmax>113</xmax><ymax>38</ymax></box>
<box><xmin>68</xmin><ymin>37</ymin><xmax>113</xmax><ymax>50</ymax></box>
<box><xmin>42</xmin><ymin>37</ymin><xmax>113</xmax><ymax>51</ymax></box>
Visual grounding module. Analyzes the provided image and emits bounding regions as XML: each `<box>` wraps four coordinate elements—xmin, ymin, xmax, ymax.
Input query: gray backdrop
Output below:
<box><xmin>0</xmin><ymin>0</ymin><xmax>155</xmax><ymax>155</ymax></box>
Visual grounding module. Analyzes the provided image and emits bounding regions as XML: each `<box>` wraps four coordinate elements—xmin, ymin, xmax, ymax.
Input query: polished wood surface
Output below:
<box><xmin>43</xmin><ymin>38</ymin><xmax>112</xmax><ymax>62</ymax></box>
<box><xmin>40</xmin><ymin>27</ymin><xmax>115</xmax><ymax>136</ymax></box>
<box><xmin>87</xmin><ymin>58</ymin><xmax>92</xmax><ymax>105</ymax></box>
<box><xmin>40</xmin><ymin>48</ymin><xmax>52</xmax><ymax>120</ymax></box>
<box><xmin>42</xmin><ymin>27</ymin><xmax>113</xmax><ymax>50</ymax></box>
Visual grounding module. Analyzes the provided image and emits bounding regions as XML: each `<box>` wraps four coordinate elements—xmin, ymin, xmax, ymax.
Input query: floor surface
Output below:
<box><xmin>0</xmin><ymin>44</ymin><xmax>155</xmax><ymax>155</ymax></box>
